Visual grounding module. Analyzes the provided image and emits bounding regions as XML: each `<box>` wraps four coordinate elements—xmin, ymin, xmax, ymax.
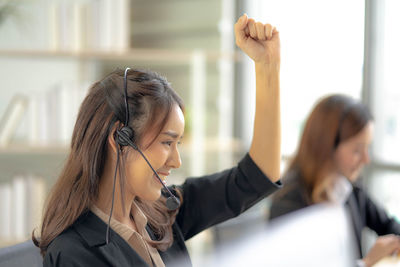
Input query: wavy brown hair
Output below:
<box><xmin>287</xmin><ymin>94</ymin><xmax>372</xmax><ymax>203</ymax></box>
<box><xmin>33</xmin><ymin>68</ymin><xmax>184</xmax><ymax>256</ymax></box>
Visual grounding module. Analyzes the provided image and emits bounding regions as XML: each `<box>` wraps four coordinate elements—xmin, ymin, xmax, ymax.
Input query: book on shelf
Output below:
<box><xmin>26</xmin><ymin>175</ymin><xmax>46</xmax><ymax>235</ymax></box>
<box><xmin>49</xmin><ymin>0</ymin><xmax>130</xmax><ymax>52</ymax></box>
<box><xmin>27</xmin><ymin>91</ymin><xmax>40</xmax><ymax>146</ymax></box>
<box><xmin>0</xmin><ymin>94</ymin><xmax>28</xmax><ymax>147</ymax></box>
<box><xmin>0</xmin><ymin>175</ymin><xmax>46</xmax><ymax>242</ymax></box>
<box><xmin>37</xmin><ymin>90</ymin><xmax>50</xmax><ymax>146</ymax></box>
<box><xmin>57</xmin><ymin>82</ymin><xmax>85</xmax><ymax>146</ymax></box>
<box><xmin>0</xmin><ymin>81</ymin><xmax>89</xmax><ymax>148</ymax></box>
<box><xmin>0</xmin><ymin>183</ymin><xmax>11</xmax><ymax>240</ymax></box>
<box><xmin>11</xmin><ymin>175</ymin><xmax>26</xmax><ymax>240</ymax></box>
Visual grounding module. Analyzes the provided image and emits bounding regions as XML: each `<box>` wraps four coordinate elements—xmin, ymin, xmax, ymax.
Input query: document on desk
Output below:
<box><xmin>204</xmin><ymin>204</ymin><xmax>357</xmax><ymax>267</ymax></box>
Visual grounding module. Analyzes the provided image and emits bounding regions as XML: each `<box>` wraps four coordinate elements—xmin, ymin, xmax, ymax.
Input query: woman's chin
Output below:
<box><xmin>137</xmin><ymin>190</ymin><xmax>162</xmax><ymax>203</ymax></box>
<box><xmin>347</xmin><ymin>170</ymin><xmax>361</xmax><ymax>182</ymax></box>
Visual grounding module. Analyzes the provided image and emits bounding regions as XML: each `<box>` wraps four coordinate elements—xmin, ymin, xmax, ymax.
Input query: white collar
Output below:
<box><xmin>331</xmin><ymin>175</ymin><xmax>353</xmax><ymax>204</ymax></box>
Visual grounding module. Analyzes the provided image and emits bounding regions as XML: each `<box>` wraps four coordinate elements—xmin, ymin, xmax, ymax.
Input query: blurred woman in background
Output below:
<box><xmin>269</xmin><ymin>94</ymin><xmax>400</xmax><ymax>267</ymax></box>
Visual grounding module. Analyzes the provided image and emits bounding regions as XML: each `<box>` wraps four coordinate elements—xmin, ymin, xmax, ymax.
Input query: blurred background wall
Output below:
<box><xmin>0</xmin><ymin>0</ymin><xmax>399</xmax><ymax>265</ymax></box>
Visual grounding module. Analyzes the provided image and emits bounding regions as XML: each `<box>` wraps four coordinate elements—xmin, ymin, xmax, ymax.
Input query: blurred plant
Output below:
<box><xmin>0</xmin><ymin>0</ymin><xmax>18</xmax><ymax>25</ymax></box>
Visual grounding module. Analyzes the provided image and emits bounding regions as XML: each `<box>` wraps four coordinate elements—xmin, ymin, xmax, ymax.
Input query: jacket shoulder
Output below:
<box><xmin>44</xmin><ymin>224</ymin><xmax>108</xmax><ymax>267</ymax></box>
<box><xmin>47</xmin><ymin>227</ymin><xmax>86</xmax><ymax>252</ymax></box>
<box><xmin>44</xmin><ymin>228</ymin><xmax>88</xmax><ymax>266</ymax></box>
<box><xmin>269</xmin><ymin>169</ymin><xmax>310</xmax><ymax>220</ymax></box>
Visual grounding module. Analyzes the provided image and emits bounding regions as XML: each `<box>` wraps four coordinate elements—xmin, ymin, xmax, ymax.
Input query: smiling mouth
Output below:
<box><xmin>155</xmin><ymin>173</ymin><xmax>168</xmax><ymax>185</ymax></box>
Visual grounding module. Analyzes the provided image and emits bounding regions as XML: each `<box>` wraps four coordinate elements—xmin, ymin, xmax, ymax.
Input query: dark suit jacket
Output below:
<box><xmin>44</xmin><ymin>153</ymin><xmax>281</xmax><ymax>266</ymax></box>
<box><xmin>269</xmin><ymin>169</ymin><xmax>400</xmax><ymax>258</ymax></box>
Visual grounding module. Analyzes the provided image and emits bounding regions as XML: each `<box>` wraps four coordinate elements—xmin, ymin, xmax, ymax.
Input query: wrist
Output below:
<box><xmin>255</xmin><ymin>61</ymin><xmax>280</xmax><ymax>71</ymax></box>
<box><xmin>255</xmin><ymin>63</ymin><xmax>280</xmax><ymax>91</ymax></box>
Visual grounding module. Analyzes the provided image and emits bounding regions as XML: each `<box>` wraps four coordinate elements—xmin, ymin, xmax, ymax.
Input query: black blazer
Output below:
<box><xmin>44</xmin><ymin>153</ymin><xmax>281</xmax><ymax>266</ymax></box>
<box><xmin>268</xmin><ymin>169</ymin><xmax>400</xmax><ymax>258</ymax></box>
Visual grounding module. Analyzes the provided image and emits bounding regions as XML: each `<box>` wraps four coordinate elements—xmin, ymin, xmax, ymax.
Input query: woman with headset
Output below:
<box><xmin>269</xmin><ymin>94</ymin><xmax>400</xmax><ymax>267</ymax></box>
<box><xmin>33</xmin><ymin>14</ymin><xmax>282</xmax><ymax>266</ymax></box>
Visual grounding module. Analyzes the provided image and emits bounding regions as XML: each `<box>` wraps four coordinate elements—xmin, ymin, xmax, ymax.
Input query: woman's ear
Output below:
<box><xmin>107</xmin><ymin>122</ymin><xmax>120</xmax><ymax>154</ymax></box>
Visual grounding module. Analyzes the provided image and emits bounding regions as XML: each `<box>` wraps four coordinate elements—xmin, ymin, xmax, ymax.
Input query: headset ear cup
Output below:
<box><xmin>116</xmin><ymin>126</ymin><xmax>135</xmax><ymax>147</ymax></box>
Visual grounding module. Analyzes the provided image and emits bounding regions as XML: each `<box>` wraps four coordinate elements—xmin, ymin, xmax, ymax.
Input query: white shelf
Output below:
<box><xmin>0</xmin><ymin>146</ymin><xmax>68</xmax><ymax>182</ymax></box>
<box><xmin>0</xmin><ymin>49</ymin><xmax>240</xmax><ymax>64</ymax></box>
<box><xmin>0</xmin><ymin>145</ymin><xmax>68</xmax><ymax>156</ymax></box>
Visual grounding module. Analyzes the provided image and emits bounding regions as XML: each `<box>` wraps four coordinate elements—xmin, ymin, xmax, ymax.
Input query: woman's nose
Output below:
<box><xmin>363</xmin><ymin>149</ymin><xmax>371</xmax><ymax>164</ymax></box>
<box><xmin>167</xmin><ymin>145</ymin><xmax>182</xmax><ymax>169</ymax></box>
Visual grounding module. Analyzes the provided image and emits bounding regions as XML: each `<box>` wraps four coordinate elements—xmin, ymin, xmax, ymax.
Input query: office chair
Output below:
<box><xmin>0</xmin><ymin>240</ymin><xmax>42</xmax><ymax>267</ymax></box>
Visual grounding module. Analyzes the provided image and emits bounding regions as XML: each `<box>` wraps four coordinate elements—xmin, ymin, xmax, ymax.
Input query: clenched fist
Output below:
<box><xmin>234</xmin><ymin>14</ymin><xmax>280</xmax><ymax>66</ymax></box>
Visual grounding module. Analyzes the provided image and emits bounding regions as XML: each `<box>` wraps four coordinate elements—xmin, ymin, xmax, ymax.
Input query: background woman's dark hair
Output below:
<box><xmin>33</xmin><ymin>68</ymin><xmax>184</xmax><ymax>256</ymax></box>
<box><xmin>287</xmin><ymin>94</ymin><xmax>373</xmax><ymax>203</ymax></box>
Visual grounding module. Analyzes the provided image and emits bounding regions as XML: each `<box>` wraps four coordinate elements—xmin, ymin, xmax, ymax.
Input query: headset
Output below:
<box><xmin>333</xmin><ymin>101</ymin><xmax>356</xmax><ymax>148</ymax></box>
<box><xmin>106</xmin><ymin>67</ymin><xmax>180</xmax><ymax>244</ymax></box>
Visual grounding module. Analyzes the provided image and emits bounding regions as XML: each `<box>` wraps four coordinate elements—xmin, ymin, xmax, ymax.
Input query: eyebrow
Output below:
<box><xmin>161</xmin><ymin>131</ymin><xmax>183</xmax><ymax>139</ymax></box>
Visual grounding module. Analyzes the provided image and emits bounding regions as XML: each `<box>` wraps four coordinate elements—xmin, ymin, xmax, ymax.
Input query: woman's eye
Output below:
<box><xmin>162</xmin><ymin>141</ymin><xmax>173</xmax><ymax>146</ymax></box>
<box><xmin>354</xmin><ymin>144</ymin><xmax>369</xmax><ymax>155</ymax></box>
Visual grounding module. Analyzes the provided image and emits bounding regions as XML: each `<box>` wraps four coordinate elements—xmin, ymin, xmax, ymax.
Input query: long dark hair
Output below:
<box><xmin>288</xmin><ymin>94</ymin><xmax>372</xmax><ymax>203</ymax></box>
<box><xmin>33</xmin><ymin>68</ymin><xmax>185</xmax><ymax>256</ymax></box>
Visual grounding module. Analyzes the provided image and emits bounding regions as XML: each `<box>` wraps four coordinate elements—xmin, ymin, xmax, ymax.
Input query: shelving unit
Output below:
<box><xmin>0</xmin><ymin>145</ymin><xmax>67</xmax><ymax>184</ymax></box>
<box><xmin>0</xmin><ymin>47</ymin><xmax>241</xmax><ymax>171</ymax></box>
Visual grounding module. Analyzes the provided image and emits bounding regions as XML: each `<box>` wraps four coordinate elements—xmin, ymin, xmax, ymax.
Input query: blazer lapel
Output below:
<box><xmin>98</xmin><ymin>240</ymin><xmax>146</xmax><ymax>267</ymax></box>
<box><xmin>73</xmin><ymin>211</ymin><xmax>149</xmax><ymax>267</ymax></box>
<box><xmin>345</xmin><ymin>192</ymin><xmax>363</xmax><ymax>257</ymax></box>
